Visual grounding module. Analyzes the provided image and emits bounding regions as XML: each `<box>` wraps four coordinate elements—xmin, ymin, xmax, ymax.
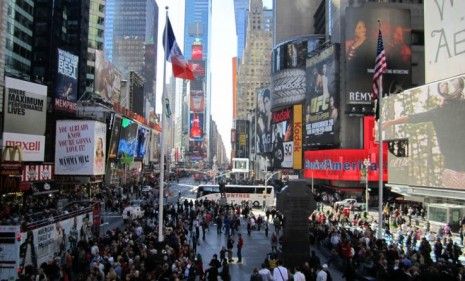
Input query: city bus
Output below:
<box><xmin>195</xmin><ymin>184</ymin><xmax>276</xmax><ymax>208</ymax></box>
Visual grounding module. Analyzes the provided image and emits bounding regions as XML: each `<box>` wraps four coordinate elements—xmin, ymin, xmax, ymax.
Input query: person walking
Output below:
<box><xmin>293</xmin><ymin>266</ymin><xmax>306</xmax><ymax>281</ymax></box>
<box><xmin>250</xmin><ymin>268</ymin><xmax>262</xmax><ymax>281</ymax></box>
<box><xmin>237</xmin><ymin>233</ymin><xmax>244</xmax><ymax>263</ymax></box>
<box><xmin>258</xmin><ymin>263</ymin><xmax>273</xmax><ymax>281</ymax></box>
<box><xmin>227</xmin><ymin>235</ymin><xmax>234</xmax><ymax>262</ymax></box>
<box><xmin>316</xmin><ymin>264</ymin><xmax>328</xmax><ymax>281</ymax></box>
<box><xmin>272</xmin><ymin>260</ymin><xmax>289</xmax><ymax>281</ymax></box>
<box><xmin>220</xmin><ymin>259</ymin><xmax>231</xmax><ymax>281</ymax></box>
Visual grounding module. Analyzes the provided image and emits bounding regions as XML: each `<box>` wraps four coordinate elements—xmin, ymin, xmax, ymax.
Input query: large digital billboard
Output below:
<box><xmin>55</xmin><ymin>120</ymin><xmax>106</xmax><ymax>175</ymax></box>
<box><xmin>189</xmin><ymin>113</ymin><xmax>204</xmax><ymax>140</ymax></box>
<box><xmin>425</xmin><ymin>1</ymin><xmax>465</xmax><ymax>83</ymax></box>
<box><xmin>135</xmin><ymin>126</ymin><xmax>149</xmax><ymax>159</ymax></box>
<box><xmin>189</xmin><ymin>141</ymin><xmax>206</xmax><ymax>160</ymax></box>
<box><xmin>256</xmin><ymin>88</ymin><xmax>272</xmax><ymax>155</ymax></box>
<box><xmin>95</xmin><ymin>50</ymin><xmax>122</xmax><ymax>105</ymax></box>
<box><xmin>4</xmin><ymin>77</ymin><xmax>47</xmax><ymax>135</ymax></box>
<box><xmin>190</xmin><ymin>90</ymin><xmax>205</xmax><ymax>112</ymax></box>
<box><xmin>108</xmin><ymin>116</ymin><xmax>121</xmax><ymax>159</ymax></box>
<box><xmin>149</xmin><ymin>131</ymin><xmax>160</xmax><ymax>163</ymax></box>
<box><xmin>117</xmin><ymin>118</ymin><xmax>139</xmax><ymax>157</ymax></box>
<box><xmin>383</xmin><ymin>75</ymin><xmax>465</xmax><ymax>190</ymax></box>
<box><xmin>344</xmin><ymin>7</ymin><xmax>411</xmax><ymax>114</ymax></box>
<box><xmin>304</xmin><ymin>45</ymin><xmax>340</xmax><ymax>149</ymax></box>
<box><xmin>271</xmin><ymin>107</ymin><xmax>293</xmax><ymax>168</ymax></box>
<box><xmin>55</xmin><ymin>49</ymin><xmax>78</xmax><ymax>102</ymax></box>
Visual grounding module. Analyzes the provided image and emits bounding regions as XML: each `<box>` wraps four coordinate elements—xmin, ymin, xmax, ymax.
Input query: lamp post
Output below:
<box><xmin>363</xmin><ymin>158</ymin><xmax>371</xmax><ymax>213</ymax></box>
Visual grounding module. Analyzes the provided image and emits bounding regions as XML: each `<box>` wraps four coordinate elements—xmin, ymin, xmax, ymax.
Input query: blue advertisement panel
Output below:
<box><xmin>118</xmin><ymin>118</ymin><xmax>138</xmax><ymax>157</ymax></box>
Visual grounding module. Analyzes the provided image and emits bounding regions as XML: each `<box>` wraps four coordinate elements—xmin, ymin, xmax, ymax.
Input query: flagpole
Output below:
<box><xmin>378</xmin><ymin>75</ymin><xmax>384</xmax><ymax>239</ymax></box>
<box><xmin>158</xmin><ymin>6</ymin><xmax>169</xmax><ymax>243</ymax></box>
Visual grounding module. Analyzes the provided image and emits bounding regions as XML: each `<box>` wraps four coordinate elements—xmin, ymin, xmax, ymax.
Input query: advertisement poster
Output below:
<box><xmin>189</xmin><ymin>60</ymin><xmax>206</xmax><ymax>79</ymax></box>
<box><xmin>256</xmin><ymin>88</ymin><xmax>272</xmax><ymax>154</ymax></box>
<box><xmin>190</xmin><ymin>90</ymin><xmax>205</xmax><ymax>112</ymax></box>
<box><xmin>118</xmin><ymin>118</ymin><xmax>139</xmax><ymax>157</ymax></box>
<box><xmin>55</xmin><ymin>120</ymin><xmax>106</xmax><ymax>175</ymax></box>
<box><xmin>293</xmin><ymin>104</ymin><xmax>303</xmax><ymax>170</ymax></box>
<box><xmin>305</xmin><ymin>45</ymin><xmax>340</xmax><ymax>148</ymax></box>
<box><xmin>4</xmin><ymin>77</ymin><xmax>47</xmax><ymax>135</ymax></box>
<box><xmin>22</xmin><ymin>164</ymin><xmax>53</xmax><ymax>182</ymax></box>
<box><xmin>108</xmin><ymin>116</ymin><xmax>122</xmax><ymax>159</ymax></box>
<box><xmin>344</xmin><ymin>7</ymin><xmax>411</xmax><ymax>113</ymax></box>
<box><xmin>383</xmin><ymin>75</ymin><xmax>465</xmax><ymax>190</ymax></box>
<box><xmin>189</xmin><ymin>113</ymin><xmax>204</xmax><ymax>140</ymax></box>
<box><xmin>192</xmin><ymin>44</ymin><xmax>203</xmax><ymax>60</ymax></box>
<box><xmin>55</xmin><ymin>49</ymin><xmax>78</xmax><ymax>101</ymax></box>
<box><xmin>271</xmin><ymin>107</ymin><xmax>293</xmax><ymax>168</ymax></box>
<box><xmin>425</xmin><ymin>1</ymin><xmax>465</xmax><ymax>83</ymax></box>
<box><xmin>95</xmin><ymin>50</ymin><xmax>122</xmax><ymax>105</ymax></box>
<box><xmin>189</xmin><ymin>141</ymin><xmax>206</xmax><ymax>160</ymax></box>
<box><xmin>135</xmin><ymin>126</ymin><xmax>149</xmax><ymax>159</ymax></box>
<box><xmin>2</xmin><ymin>132</ymin><xmax>45</xmax><ymax>162</ymax></box>
<box><xmin>149</xmin><ymin>131</ymin><xmax>160</xmax><ymax>163</ymax></box>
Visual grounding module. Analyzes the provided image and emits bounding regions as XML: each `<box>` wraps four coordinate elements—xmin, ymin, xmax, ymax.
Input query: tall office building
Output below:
<box><xmin>236</xmin><ymin>0</ymin><xmax>273</xmax><ymax>120</ymax></box>
<box><xmin>184</xmin><ymin>0</ymin><xmax>209</xmax><ymax>60</ymax></box>
<box><xmin>105</xmin><ymin>0</ymin><xmax>158</xmax><ymax>115</ymax></box>
<box><xmin>233</xmin><ymin>0</ymin><xmax>248</xmax><ymax>61</ymax></box>
<box><xmin>0</xmin><ymin>0</ymin><xmax>6</xmax><ymax>116</ymax></box>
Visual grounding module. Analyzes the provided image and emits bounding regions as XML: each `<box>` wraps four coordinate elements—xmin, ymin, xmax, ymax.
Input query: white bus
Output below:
<box><xmin>195</xmin><ymin>184</ymin><xmax>276</xmax><ymax>208</ymax></box>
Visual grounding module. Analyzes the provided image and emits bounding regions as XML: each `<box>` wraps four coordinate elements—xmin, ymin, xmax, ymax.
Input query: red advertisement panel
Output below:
<box><xmin>192</xmin><ymin>44</ymin><xmax>203</xmax><ymax>60</ymax></box>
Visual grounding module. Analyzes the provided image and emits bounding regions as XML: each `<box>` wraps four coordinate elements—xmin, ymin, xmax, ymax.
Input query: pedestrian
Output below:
<box><xmin>272</xmin><ymin>260</ymin><xmax>289</xmax><ymax>281</ymax></box>
<box><xmin>271</xmin><ymin>232</ymin><xmax>278</xmax><ymax>253</ymax></box>
<box><xmin>237</xmin><ymin>233</ymin><xmax>244</xmax><ymax>263</ymax></box>
<box><xmin>265</xmin><ymin>222</ymin><xmax>269</xmax><ymax>237</ymax></box>
<box><xmin>250</xmin><ymin>268</ymin><xmax>262</xmax><ymax>281</ymax></box>
<box><xmin>258</xmin><ymin>263</ymin><xmax>273</xmax><ymax>281</ymax></box>
<box><xmin>227</xmin><ymin>235</ymin><xmax>234</xmax><ymax>262</ymax></box>
<box><xmin>293</xmin><ymin>266</ymin><xmax>306</xmax><ymax>281</ymax></box>
<box><xmin>220</xmin><ymin>258</ymin><xmax>231</xmax><ymax>281</ymax></box>
<box><xmin>316</xmin><ymin>264</ymin><xmax>327</xmax><ymax>281</ymax></box>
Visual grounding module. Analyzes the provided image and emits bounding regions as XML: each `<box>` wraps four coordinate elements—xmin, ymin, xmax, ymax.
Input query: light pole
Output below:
<box><xmin>265</xmin><ymin>171</ymin><xmax>281</xmax><ymax>187</ymax></box>
<box><xmin>363</xmin><ymin>158</ymin><xmax>371</xmax><ymax>213</ymax></box>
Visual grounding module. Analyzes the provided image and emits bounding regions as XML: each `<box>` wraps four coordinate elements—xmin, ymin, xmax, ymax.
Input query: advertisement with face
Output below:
<box><xmin>95</xmin><ymin>50</ymin><xmax>122</xmax><ymax>105</ymax></box>
<box><xmin>256</xmin><ymin>88</ymin><xmax>272</xmax><ymax>154</ymax></box>
<box><xmin>190</xmin><ymin>90</ymin><xmax>205</xmax><ymax>112</ymax></box>
<box><xmin>344</xmin><ymin>7</ymin><xmax>411</xmax><ymax>112</ymax></box>
<box><xmin>108</xmin><ymin>116</ymin><xmax>122</xmax><ymax>159</ymax></box>
<box><xmin>271</xmin><ymin>107</ymin><xmax>293</xmax><ymax>168</ymax></box>
<box><xmin>149</xmin><ymin>131</ymin><xmax>160</xmax><ymax>163</ymax></box>
<box><xmin>305</xmin><ymin>45</ymin><xmax>340</xmax><ymax>149</ymax></box>
<box><xmin>117</xmin><ymin>118</ymin><xmax>139</xmax><ymax>157</ymax></box>
<box><xmin>383</xmin><ymin>75</ymin><xmax>465</xmax><ymax>190</ymax></box>
<box><xmin>189</xmin><ymin>113</ymin><xmax>204</xmax><ymax>140</ymax></box>
<box><xmin>425</xmin><ymin>0</ymin><xmax>465</xmax><ymax>83</ymax></box>
<box><xmin>4</xmin><ymin>77</ymin><xmax>47</xmax><ymax>135</ymax></box>
<box><xmin>135</xmin><ymin>126</ymin><xmax>149</xmax><ymax>159</ymax></box>
<box><xmin>55</xmin><ymin>121</ymin><xmax>106</xmax><ymax>175</ymax></box>
<box><xmin>55</xmin><ymin>49</ymin><xmax>78</xmax><ymax>102</ymax></box>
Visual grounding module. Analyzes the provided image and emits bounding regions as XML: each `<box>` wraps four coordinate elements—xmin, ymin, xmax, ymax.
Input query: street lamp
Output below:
<box><xmin>363</xmin><ymin>158</ymin><xmax>371</xmax><ymax>213</ymax></box>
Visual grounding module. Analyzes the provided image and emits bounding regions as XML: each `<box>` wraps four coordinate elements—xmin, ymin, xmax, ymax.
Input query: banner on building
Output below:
<box><xmin>232</xmin><ymin>158</ymin><xmax>249</xmax><ymax>173</ymax></box>
<box><xmin>108</xmin><ymin>116</ymin><xmax>122</xmax><ymax>159</ymax></box>
<box><xmin>135</xmin><ymin>126</ymin><xmax>149</xmax><ymax>159</ymax></box>
<box><xmin>149</xmin><ymin>131</ymin><xmax>160</xmax><ymax>163</ymax></box>
<box><xmin>305</xmin><ymin>45</ymin><xmax>340</xmax><ymax>149</ymax></box>
<box><xmin>190</xmin><ymin>90</ymin><xmax>205</xmax><ymax>112</ymax></box>
<box><xmin>425</xmin><ymin>1</ymin><xmax>465</xmax><ymax>83</ymax></box>
<box><xmin>192</xmin><ymin>44</ymin><xmax>203</xmax><ymax>60</ymax></box>
<box><xmin>4</xmin><ymin>77</ymin><xmax>47</xmax><ymax>135</ymax></box>
<box><xmin>189</xmin><ymin>113</ymin><xmax>204</xmax><ymax>140</ymax></box>
<box><xmin>293</xmin><ymin>104</ymin><xmax>302</xmax><ymax>169</ymax></box>
<box><xmin>2</xmin><ymin>132</ymin><xmax>45</xmax><ymax>162</ymax></box>
<box><xmin>55</xmin><ymin>49</ymin><xmax>78</xmax><ymax>102</ymax></box>
<box><xmin>22</xmin><ymin>164</ymin><xmax>54</xmax><ymax>182</ymax></box>
<box><xmin>95</xmin><ymin>50</ymin><xmax>122</xmax><ymax>105</ymax></box>
<box><xmin>256</xmin><ymin>88</ymin><xmax>272</xmax><ymax>155</ymax></box>
<box><xmin>271</xmin><ymin>107</ymin><xmax>293</xmax><ymax>168</ymax></box>
<box><xmin>55</xmin><ymin>120</ymin><xmax>107</xmax><ymax>175</ymax></box>
<box><xmin>189</xmin><ymin>141</ymin><xmax>206</xmax><ymax>160</ymax></box>
<box><xmin>344</xmin><ymin>7</ymin><xmax>411</xmax><ymax>115</ymax></box>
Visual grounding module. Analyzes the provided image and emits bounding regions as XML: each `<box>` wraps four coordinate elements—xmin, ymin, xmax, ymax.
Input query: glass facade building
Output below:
<box><xmin>183</xmin><ymin>0</ymin><xmax>209</xmax><ymax>60</ymax></box>
<box><xmin>234</xmin><ymin>0</ymin><xmax>248</xmax><ymax>61</ymax></box>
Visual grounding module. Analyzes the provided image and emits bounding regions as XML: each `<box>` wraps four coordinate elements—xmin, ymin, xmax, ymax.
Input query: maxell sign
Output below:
<box><xmin>2</xmin><ymin>132</ymin><xmax>45</xmax><ymax>161</ymax></box>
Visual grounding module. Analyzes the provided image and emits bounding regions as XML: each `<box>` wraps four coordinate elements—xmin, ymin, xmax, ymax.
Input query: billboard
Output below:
<box><xmin>271</xmin><ymin>107</ymin><xmax>293</xmax><ymax>168</ymax></box>
<box><xmin>192</xmin><ymin>44</ymin><xmax>203</xmax><ymax>60</ymax></box>
<box><xmin>2</xmin><ymin>132</ymin><xmax>45</xmax><ymax>162</ymax></box>
<box><xmin>190</xmin><ymin>60</ymin><xmax>206</xmax><ymax>78</ymax></box>
<box><xmin>95</xmin><ymin>50</ymin><xmax>122</xmax><ymax>105</ymax></box>
<box><xmin>55</xmin><ymin>49</ymin><xmax>78</xmax><ymax>102</ymax></box>
<box><xmin>4</xmin><ymin>77</ymin><xmax>47</xmax><ymax>135</ymax></box>
<box><xmin>55</xmin><ymin>120</ymin><xmax>107</xmax><ymax>175</ymax></box>
<box><xmin>189</xmin><ymin>113</ymin><xmax>204</xmax><ymax>140</ymax></box>
<box><xmin>149</xmin><ymin>131</ymin><xmax>160</xmax><ymax>163</ymax></box>
<box><xmin>344</xmin><ymin>7</ymin><xmax>411</xmax><ymax>113</ymax></box>
<box><xmin>272</xmin><ymin>39</ymin><xmax>307</xmax><ymax>73</ymax></box>
<box><xmin>232</xmin><ymin>158</ymin><xmax>249</xmax><ymax>173</ymax></box>
<box><xmin>256</xmin><ymin>88</ymin><xmax>272</xmax><ymax>154</ymax></box>
<box><xmin>293</xmin><ymin>104</ymin><xmax>302</xmax><ymax>170</ymax></box>
<box><xmin>304</xmin><ymin>45</ymin><xmax>340</xmax><ymax>149</ymax></box>
<box><xmin>108</xmin><ymin>116</ymin><xmax>122</xmax><ymax>159</ymax></box>
<box><xmin>118</xmin><ymin>118</ymin><xmax>139</xmax><ymax>157</ymax></box>
<box><xmin>190</xmin><ymin>90</ymin><xmax>205</xmax><ymax>112</ymax></box>
<box><xmin>135</xmin><ymin>126</ymin><xmax>149</xmax><ymax>159</ymax></box>
<box><xmin>383</xmin><ymin>75</ymin><xmax>465</xmax><ymax>190</ymax></box>
<box><xmin>189</xmin><ymin>141</ymin><xmax>206</xmax><ymax>160</ymax></box>
<box><xmin>425</xmin><ymin>1</ymin><xmax>465</xmax><ymax>83</ymax></box>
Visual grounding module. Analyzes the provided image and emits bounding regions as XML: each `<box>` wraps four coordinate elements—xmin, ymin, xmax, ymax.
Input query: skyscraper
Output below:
<box><xmin>184</xmin><ymin>0</ymin><xmax>209</xmax><ymax>60</ymax></box>
<box><xmin>0</xmin><ymin>0</ymin><xmax>6</xmax><ymax>115</ymax></box>
<box><xmin>233</xmin><ymin>0</ymin><xmax>248</xmax><ymax>61</ymax></box>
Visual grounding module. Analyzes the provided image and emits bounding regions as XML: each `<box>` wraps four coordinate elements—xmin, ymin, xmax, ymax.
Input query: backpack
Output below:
<box><xmin>326</xmin><ymin>270</ymin><xmax>333</xmax><ymax>281</ymax></box>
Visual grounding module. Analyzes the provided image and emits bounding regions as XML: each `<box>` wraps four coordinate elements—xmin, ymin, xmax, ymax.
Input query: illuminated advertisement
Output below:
<box><xmin>55</xmin><ymin>49</ymin><xmax>78</xmax><ymax>101</ymax></box>
<box><xmin>190</xmin><ymin>90</ymin><xmax>205</xmax><ymax>112</ymax></box>
<box><xmin>117</xmin><ymin>118</ymin><xmax>139</xmax><ymax>157</ymax></box>
<box><xmin>149</xmin><ymin>131</ymin><xmax>160</xmax><ymax>163</ymax></box>
<box><xmin>425</xmin><ymin>1</ymin><xmax>465</xmax><ymax>83</ymax></box>
<box><xmin>232</xmin><ymin>158</ymin><xmax>249</xmax><ymax>173</ymax></box>
<box><xmin>304</xmin><ymin>116</ymin><xmax>387</xmax><ymax>181</ymax></box>
<box><xmin>135</xmin><ymin>126</ymin><xmax>149</xmax><ymax>159</ymax></box>
<box><xmin>271</xmin><ymin>107</ymin><xmax>293</xmax><ymax>169</ymax></box>
<box><xmin>108</xmin><ymin>116</ymin><xmax>122</xmax><ymax>159</ymax></box>
<box><xmin>190</xmin><ymin>60</ymin><xmax>206</xmax><ymax>78</ymax></box>
<box><xmin>192</xmin><ymin>44</ymin><xmax>203</xmax><ymax>60</ymax></box>
<box><xmin>305</xmin><ymin>45</ymin><xmax>340</xmax><ymax>148</ymax></box>
<box><xmin>256</xmin><ymin>88</ymin><xmax>272</xmax><ymax>154</ymax></box>
<box><xmin>383</xmin><ymin>75</ymin><xmax>465</xmax><ymax>190</ymax></box>
<box><xmin>189</xmin><ymin>141</ymin><xmax>206</xmax><ymax>160</ymax></box>
<box><xmin>95</xmin><ymin>50</ymin><xmax>122</xmax><ymax>105</ymax></box>
<box><xmin>189</xmin><ymin>113</ymin><xmax>204</xmax><ymax>140</ymax></box>
<box><xmin>344</xmin><ymin>7</ymin><xmax>411</xmax><ymax>114</ymax></box>
<box><xmin>293</xmin><ymin>104</ymin><xmax>303</xmax><ymax>169</ymax></box>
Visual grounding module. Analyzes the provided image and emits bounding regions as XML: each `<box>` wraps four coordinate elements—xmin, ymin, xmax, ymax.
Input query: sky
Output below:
<box><xmin>155</xmin><ymin>0</ymin><xmax>272</xmax><ymax>159</ymax></box>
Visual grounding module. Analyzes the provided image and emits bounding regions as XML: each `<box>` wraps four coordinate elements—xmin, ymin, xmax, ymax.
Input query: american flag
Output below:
<box><xmin>372</xmin><ymin>29</ymin><xmax>387</xmax><ymax>119</ymax></box>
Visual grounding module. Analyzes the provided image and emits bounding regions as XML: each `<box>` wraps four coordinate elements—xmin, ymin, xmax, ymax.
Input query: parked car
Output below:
<box><xmin>122</xmin><ymin>200</ymin><xmax>145</xmax><ymax>220</ymax></box>
<box><xmin>334</xmin><ymin>198</ymin><xmax>364</xmax><ymax>211</ymax></box>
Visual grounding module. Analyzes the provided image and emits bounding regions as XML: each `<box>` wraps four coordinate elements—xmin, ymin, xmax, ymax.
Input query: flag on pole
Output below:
<box><xmin>372</xmin><ymin>28</ymin><xmax>387</xmax><ymax>120</ymax></box>
<box><xmin>163</xmin><ymin>18</ymin><xmax>195</xmax><ymax>80</ymax></box>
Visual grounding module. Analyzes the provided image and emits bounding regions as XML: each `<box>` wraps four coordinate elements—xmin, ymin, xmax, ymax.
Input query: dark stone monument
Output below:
<box><xmin>277</xmin><ymin>179</ymin><xmax>316</xmax><ymax>270</ymax></box>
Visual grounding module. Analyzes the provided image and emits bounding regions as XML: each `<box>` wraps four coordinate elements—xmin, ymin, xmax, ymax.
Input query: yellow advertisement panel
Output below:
<box><xmin>293</xmin><ymin>104</ymin><xmax>303</xmax><ymax>169</ymax></box>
